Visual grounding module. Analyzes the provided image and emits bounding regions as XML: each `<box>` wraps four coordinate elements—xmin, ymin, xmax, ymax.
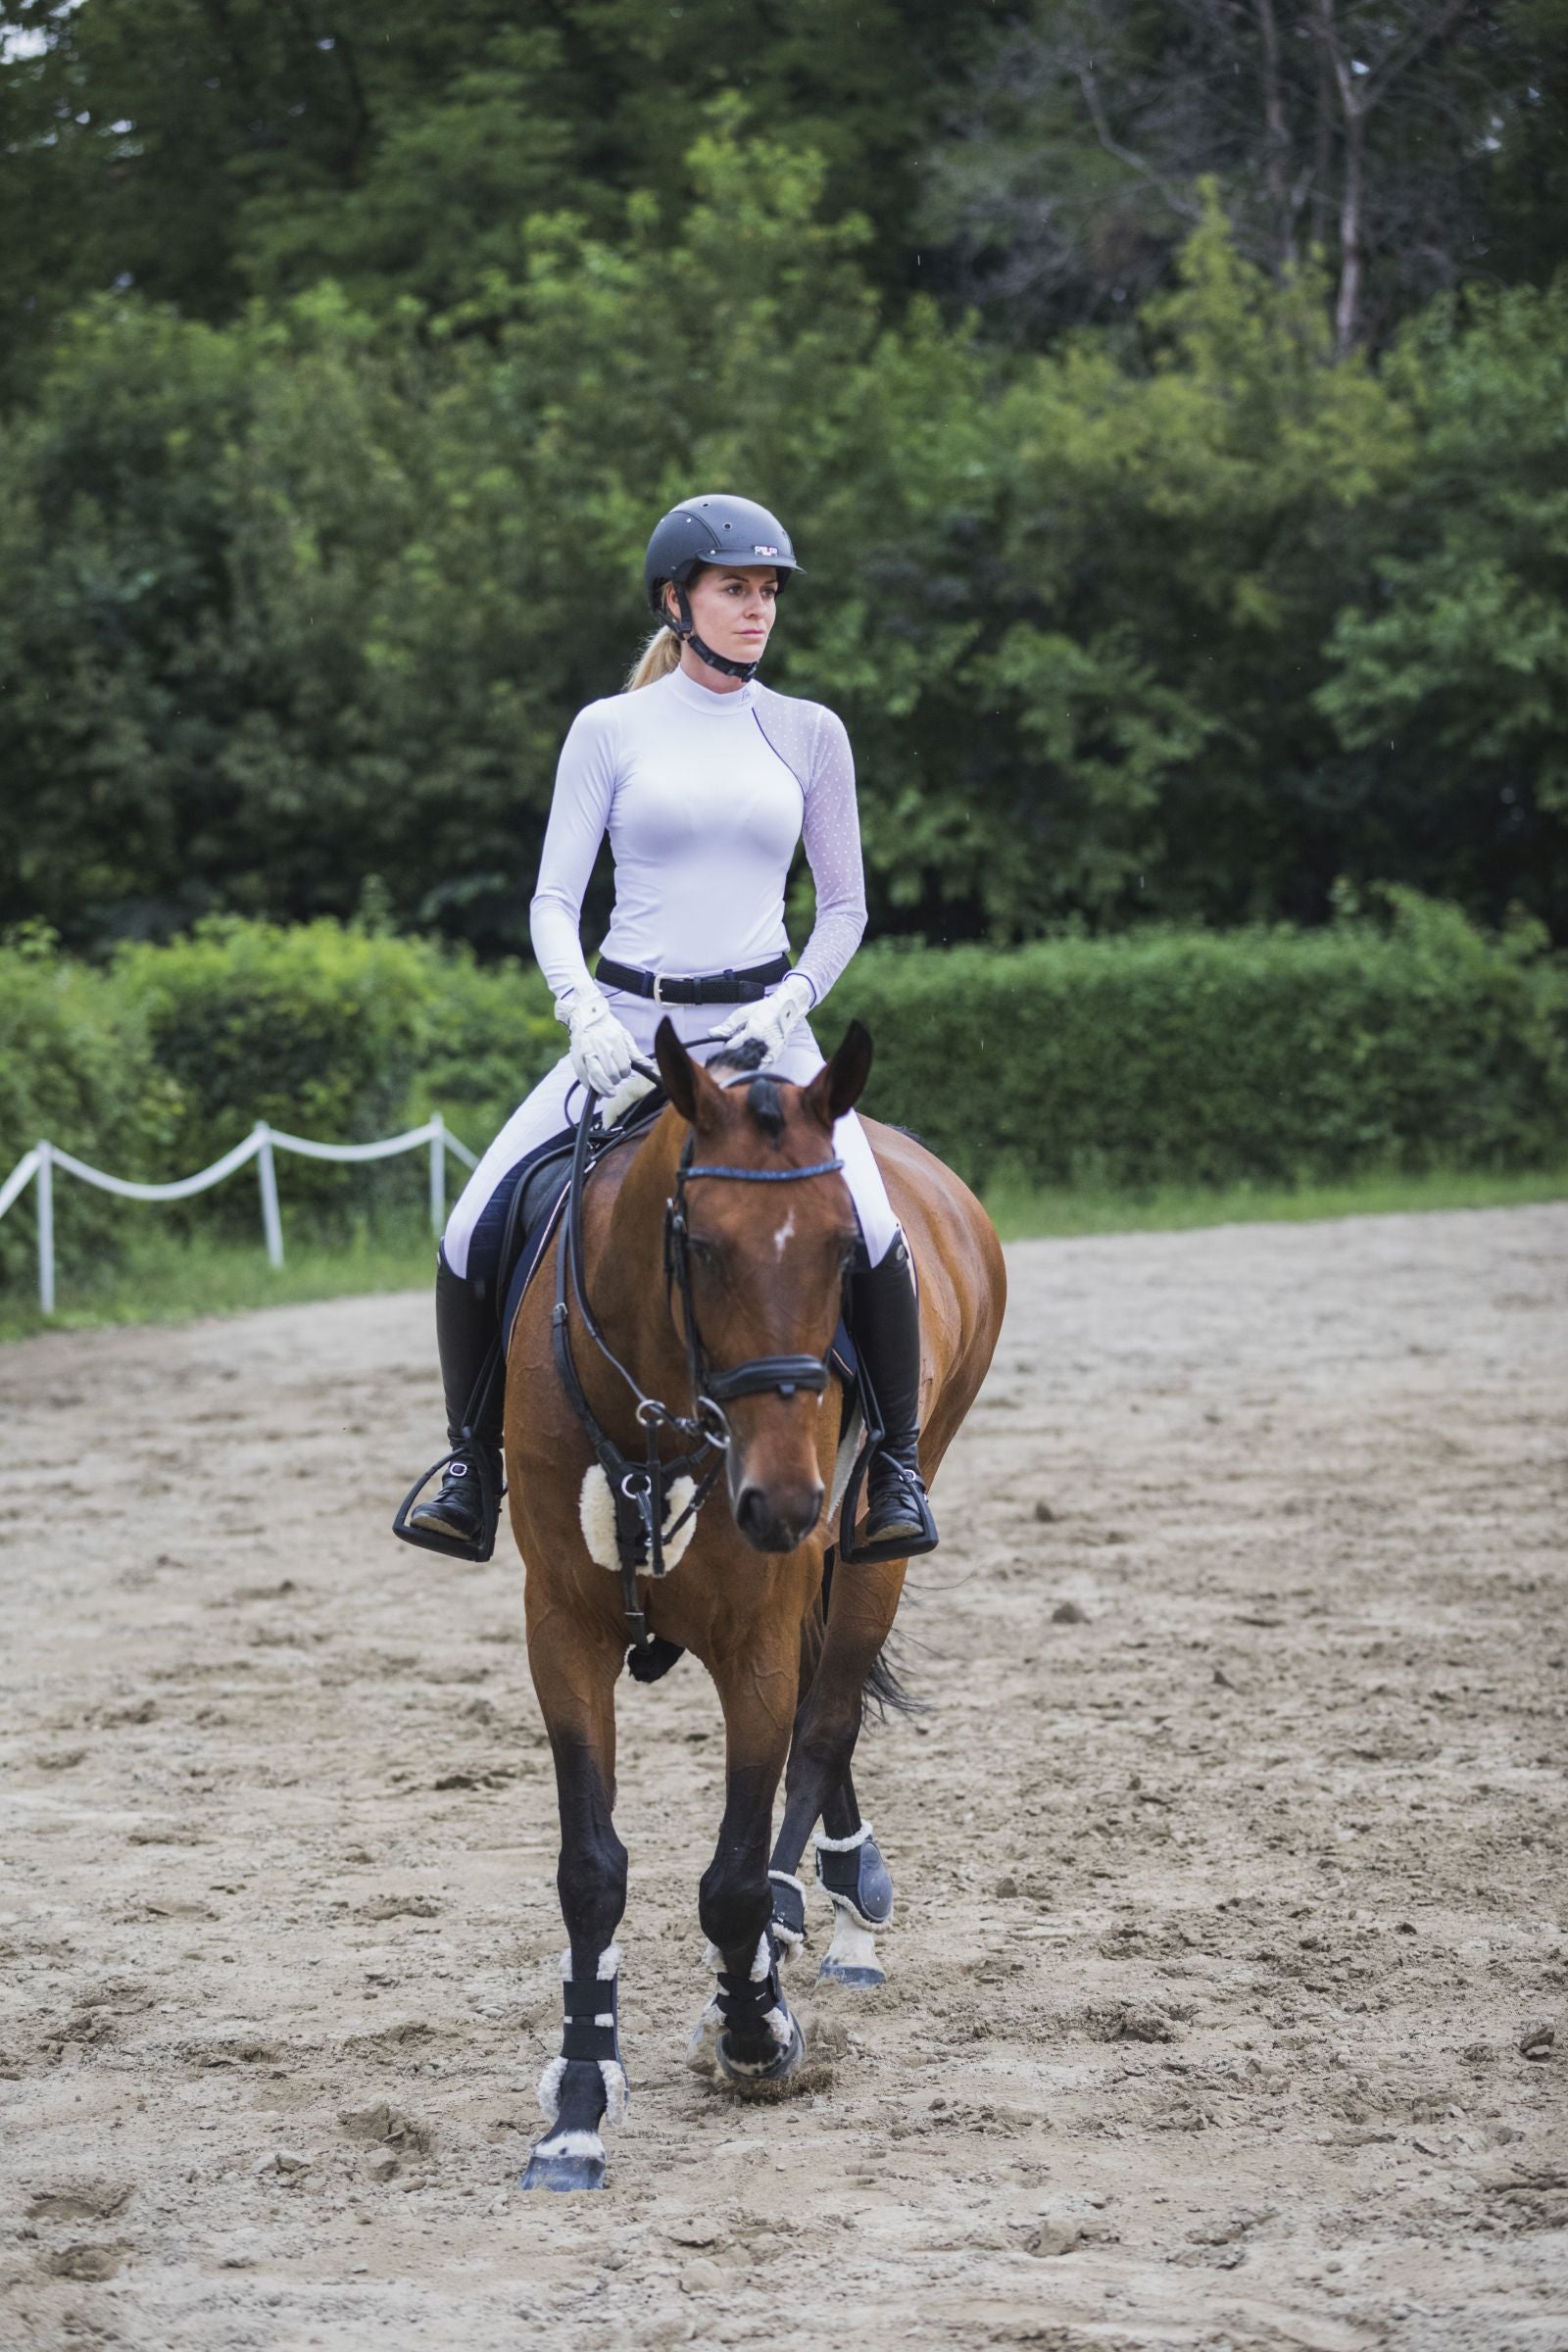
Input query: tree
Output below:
<box><xmin>0</xmin><ymin>0</ymin><xmax>1025</xmax><ymax>409</ymax></box>
<box><xmin>1317</xmin><ymin>278</ymin><xmax>1568</xmax><ymax>932</ymax></box>
<box><xmin>921</xmin><ymin>0</ymin><xmax>1549</xmax><ymax>349</ymax></box>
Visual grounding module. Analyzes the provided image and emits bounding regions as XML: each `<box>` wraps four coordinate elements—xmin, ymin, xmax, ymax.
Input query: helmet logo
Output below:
<box><xmin>753</xmin><ymin>543</ymin><xmax>780</xmax><ymax>556</ymax></box>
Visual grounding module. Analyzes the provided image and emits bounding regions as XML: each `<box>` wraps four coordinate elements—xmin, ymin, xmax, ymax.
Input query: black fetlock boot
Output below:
<box><xmin>845</xmin><ymin>1232</ymin><xmax>938</xmax><ymax>1561</ymax></box>
<box><xmin>392</xmin><ymin>1246</ymin><xmax>504</xmax><ymax>1562</ymax></box>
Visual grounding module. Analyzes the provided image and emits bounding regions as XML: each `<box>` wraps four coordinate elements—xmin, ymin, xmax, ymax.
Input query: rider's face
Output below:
<box><xmin>666</xmin><ymin>565</ymin><xmax>778</xmax><ymax>671</ymax></box>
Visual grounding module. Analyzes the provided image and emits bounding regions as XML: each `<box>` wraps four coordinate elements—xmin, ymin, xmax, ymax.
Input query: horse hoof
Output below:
<box><xmin>520</xmin><ymin>2142</ymin><xmax>606</xmax><ymax>2193</ymax></box>
<box><xmin>818</xmin><ymin>1955</ymin><xmax>885</xmax><ymax>1989</ymax></box>
<box><xmin>715</xmin><ymin>2011</ymin><xmax>807</xmax><ymax>2094</ymax></box>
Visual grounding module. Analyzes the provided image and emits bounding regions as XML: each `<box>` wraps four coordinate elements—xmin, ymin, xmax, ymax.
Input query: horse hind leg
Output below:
<box><xmin>771</xmin><ymin>1558</ymin><xmax>909</xmax><ymax>1988</ymax></box>
<box><xmin>763</xmin><ymin>1598</ymin><xmax>828</xmax><ymax>1973</ymax></box>
<box><xmin>813</xmin><ymin>1769</ymin><xmax>894</xmax><ymax>1991</ymax></box>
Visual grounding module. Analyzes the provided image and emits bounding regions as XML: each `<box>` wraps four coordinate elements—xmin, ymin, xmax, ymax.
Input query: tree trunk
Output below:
<box><xmin>1254</xmin><ymin>0</ymin><xmax>1294</xmax><ymax>267</ymax></box>
<box><xmin>1334</xmin><ymin>98</ymin><xmax>1365</xmax><ymax>353</ymax></box>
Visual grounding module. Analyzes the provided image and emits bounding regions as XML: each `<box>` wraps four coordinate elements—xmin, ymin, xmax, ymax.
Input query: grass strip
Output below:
<box><xmin>984</xmin><ymin>1162</ymin><xmax>1568</xmax><ymax>1241</ymax></box>
<box><xmin>3</xmin><ymin>1164</ymin><xmax>1566</xmax><ymax>1341</ymax></box>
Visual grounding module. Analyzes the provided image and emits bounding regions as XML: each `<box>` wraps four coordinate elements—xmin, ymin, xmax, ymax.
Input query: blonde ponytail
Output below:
<box><xmin>625</xmin><ymin>624</ymin><xmax>682</xmax><ymax>692</ymax></box>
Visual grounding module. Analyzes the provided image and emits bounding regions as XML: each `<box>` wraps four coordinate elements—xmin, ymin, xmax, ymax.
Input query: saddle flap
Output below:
<box><xmin>499</xmin><ymin>1086</ymin><xmax>669</xmax><ymax>1357</ymax></box>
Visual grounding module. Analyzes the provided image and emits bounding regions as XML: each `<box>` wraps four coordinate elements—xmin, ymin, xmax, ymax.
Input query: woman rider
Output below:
<box><xmin>401</xmin><ymin>493</ymin><xmax>937</xmax><ymax>1566</ymax></box>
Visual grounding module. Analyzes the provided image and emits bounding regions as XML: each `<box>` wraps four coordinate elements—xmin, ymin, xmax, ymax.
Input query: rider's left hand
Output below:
<box><xmin>713</xmin><ymin>972</ymin><xmax>815</xmax><ymax>1068</ymax></box>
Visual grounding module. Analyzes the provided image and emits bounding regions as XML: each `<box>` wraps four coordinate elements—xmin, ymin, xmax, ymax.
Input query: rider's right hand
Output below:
<box><xmin>565</xmin><ymin>988</ymin><xmax>638</xmax><ymax>1098</ymax></box>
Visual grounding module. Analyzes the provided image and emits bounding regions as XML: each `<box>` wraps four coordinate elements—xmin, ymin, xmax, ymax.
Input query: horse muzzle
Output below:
<box><xmin>730</xmin><ymin>1465</ymin><xmax>825</xmax><ymax>1556</ymax></box>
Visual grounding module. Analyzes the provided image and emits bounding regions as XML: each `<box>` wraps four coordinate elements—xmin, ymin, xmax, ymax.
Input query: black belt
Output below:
<box><xmin>595</xmin><ymin>953</ymin><xmax>791</xmax><ymax>1005</ymax></box>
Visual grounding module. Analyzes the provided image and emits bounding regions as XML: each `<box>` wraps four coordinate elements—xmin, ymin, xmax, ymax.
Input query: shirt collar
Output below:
<box><xmin>663</xmin><ymin>663</ymin><xmax>758</xmax><ymax>717</ymax></box>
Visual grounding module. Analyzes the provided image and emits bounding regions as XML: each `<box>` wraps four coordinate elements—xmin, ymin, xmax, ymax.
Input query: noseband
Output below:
<box><xmin>550</xmin><ymin>1073</ymin><xmax>844</xmax><ymax>1653</ymax></box>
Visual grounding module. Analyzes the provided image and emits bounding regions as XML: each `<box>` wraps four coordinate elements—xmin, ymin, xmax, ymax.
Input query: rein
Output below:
<box><xmin>551</xmin><ymin>1066</ymin><xmax>844</xmax><ymax>1654</ymax></box>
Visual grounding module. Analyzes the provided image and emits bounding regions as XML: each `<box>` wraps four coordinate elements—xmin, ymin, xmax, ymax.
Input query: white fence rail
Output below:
<box><xmin>0</xmin><ymin>1117</ymin><xmax>478</xmax><ymax>1313</ymax></box>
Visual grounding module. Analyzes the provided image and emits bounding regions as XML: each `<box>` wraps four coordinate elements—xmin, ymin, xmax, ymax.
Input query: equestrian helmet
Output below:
<box><xmin>644</xmin><ymin>494</ymin><xmax>803</xmax><ymax>617</ymax></box>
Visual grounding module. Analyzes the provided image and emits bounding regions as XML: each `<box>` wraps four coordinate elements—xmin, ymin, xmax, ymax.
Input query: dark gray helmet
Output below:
<box><xmin>644</xmin><ymin>494</ymin><xmax>803</xmax><ymax>616</ymax></box>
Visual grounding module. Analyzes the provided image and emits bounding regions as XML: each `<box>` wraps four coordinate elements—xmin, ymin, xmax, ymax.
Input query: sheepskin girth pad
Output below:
<box><xmin>578</xmin><ymin>1465</ymin><xmax>698</xmax><ymax>1576</ymax></box>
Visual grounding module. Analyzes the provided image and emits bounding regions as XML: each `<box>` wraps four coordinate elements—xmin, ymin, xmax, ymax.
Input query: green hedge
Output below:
<box><xmin>2</xmin><ymin>900</ymin><xmax>1565</xmax><ymax>1294</ymax></box>
<box><xmin>112</xmin><ymin>918</ymin><xmax>554</xmax><ymax>1222</ymax></box>
<box><xmin>0</xmin><ymin>929</ymin><xmax>179</xmax><ymax>1284</ymax></box>
<box><xmin>831</xmin><ymin>893</ymin><xmax>1568</xmax><ymax>1190</ymax></box>
<box><xmin>0</xmin><ymin>921</ymin><xmax>559</xmax><ymax>1270</ymax></box>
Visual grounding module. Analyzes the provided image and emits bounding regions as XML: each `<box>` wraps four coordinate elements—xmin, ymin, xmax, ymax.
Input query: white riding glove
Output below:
<box><xmin>564</xmin><ymin>987</ymin><xmax>638</xmax><ymax>1098</ymax></box>
<box><xmin>712</xmin><ymin>972</ymin><xmax>815</xmax><ymax>1069</ymax></box>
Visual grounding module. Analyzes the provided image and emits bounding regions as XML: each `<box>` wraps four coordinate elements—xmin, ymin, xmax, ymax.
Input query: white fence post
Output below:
<box><xmin>36</xmin><ymin>1141</ymin><xmax>54</xmax><ymax>1316</ymax></box>
<box><xmin>254</xmin><ymin>1123</ymin><xmax>284</xmax><ymax>1269</ymax></box>
<box><xmin>0</xmin><ymin>1117</ymin><xmax>475</xmax><ymax>1300</ymax></box>
<box><xmin>428</xmin><ymin>1113</ymin><xmax>446</xmax><ymax>1238</ymax></box>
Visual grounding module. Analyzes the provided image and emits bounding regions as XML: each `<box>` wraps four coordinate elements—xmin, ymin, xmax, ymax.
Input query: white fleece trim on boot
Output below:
<box><xmin>768</xmin><ymin>1869</ymin><xmax>807</xmax><ymax>1953</ymax></box>
<box><xmin>813</xmin><ymin>1821</ymin><xmax>872</xmax><ymax>1854</ymax></box>
<box><xmin>578</xmin><ymin>1468</ymin><xmax>698</xmax><ymax>1576</ymax></box>
<box><xmin>538</xmin><ymin>1944</ymin><xmax>627</xmax><ymax>2126</ymax></box>
<box><xmin>698</xmin><ymin>1932</ymin><xmax>793</xmax><ymax>2051</ymax></box>
<box><xmin>536</xmin><ymin>2052</ymin><xmax>568</xmax><ymax>2123</ymax></box>
<box><xmin>558</xmin><ymin>1942</ymin><xmax>621</xmax><ymax>1982</ymax></box>
<box><xmin>536</xmin><ymin>2056</ymin><xmax>626</xmax><ymax>2130</ymax></box>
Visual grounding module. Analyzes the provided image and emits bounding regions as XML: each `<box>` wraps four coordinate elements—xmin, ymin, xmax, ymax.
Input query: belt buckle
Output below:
<box><xmin>652</xmin><ymin>971</ymin><xmax>666</xmax><ymax>1006</ymax></box>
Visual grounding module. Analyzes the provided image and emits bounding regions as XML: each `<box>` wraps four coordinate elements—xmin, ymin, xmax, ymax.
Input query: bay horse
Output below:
<box><xmin>505</xmin><ymin>1016</ymin><xmax>1005</xmax><ymax>2190</ymax></box>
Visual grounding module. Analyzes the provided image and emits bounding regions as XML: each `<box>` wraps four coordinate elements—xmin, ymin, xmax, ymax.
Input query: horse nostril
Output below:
<box><xmin>735</xmin><ymin>1485</ymin><xmax>772</xmax><ymax>1549</ymax></box>
<box><xmin>734</xmin><ymin>1482</ymin><xmax>824</xmax><ymax>1554</ymax></box>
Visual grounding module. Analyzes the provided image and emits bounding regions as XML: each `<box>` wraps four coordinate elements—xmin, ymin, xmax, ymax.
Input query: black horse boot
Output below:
<box><xmin>847</xmin><ymin>1232</ymin><xmax>938</xmax><ymax>1558</ymax></box>
<box><xmin>396</xmin><ymin>1246</ymin><xmax>504</xmax><ymax>1561</ymax></box>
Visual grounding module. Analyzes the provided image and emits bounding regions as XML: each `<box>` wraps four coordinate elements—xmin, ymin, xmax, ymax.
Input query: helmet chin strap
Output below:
<box><xmin>667</xmin><ymin>586</ymin><xmax>760</xmax><ymax>683</ymax></box>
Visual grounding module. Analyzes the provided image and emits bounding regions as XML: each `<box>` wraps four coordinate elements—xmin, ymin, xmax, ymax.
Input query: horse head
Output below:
<box><xmin>654</xmin><ymin>1014</ymin><xmax>873</xmax><ymax>1555</ymax></box>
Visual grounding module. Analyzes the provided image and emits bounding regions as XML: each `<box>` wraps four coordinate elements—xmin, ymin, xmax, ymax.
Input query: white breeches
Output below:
<box><xmin>443</xmin><ymin>986</ymin><xmax>901</xmax><ymax>1280</ymax></box>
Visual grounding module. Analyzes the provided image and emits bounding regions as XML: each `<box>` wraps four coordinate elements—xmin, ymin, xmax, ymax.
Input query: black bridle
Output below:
<box><xmin>551</xmin><ymin>1066</ymin><xmax>844</xmax><ymax>1653</ymax></box>
<box><xmin>664</xmin><ymin>1127</ymin><xmax>844</xmax><ymax>1416</ymax></box>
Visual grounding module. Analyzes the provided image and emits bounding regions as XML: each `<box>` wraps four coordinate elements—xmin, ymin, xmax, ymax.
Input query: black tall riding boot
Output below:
<box><xmin>848</xmin><ymin>1232</ymin><xmax>938</xmax><ymax>1558</ymax></box>
<box><xmin>398</xmin><ymin>1245</ymin><xmax>505</xmax><ymax>1561</ymax></box>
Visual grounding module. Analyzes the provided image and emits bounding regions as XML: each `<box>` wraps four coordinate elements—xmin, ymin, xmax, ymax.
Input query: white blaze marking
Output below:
<box><xmin>773</xmin><ymin>1210</ymin><xmax>796</xmax><ymax>1259</ymax></box>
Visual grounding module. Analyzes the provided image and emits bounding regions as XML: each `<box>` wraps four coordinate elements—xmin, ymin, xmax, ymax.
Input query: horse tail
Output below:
<box><xmin>820</xmin><ymin>1549</ymin><xmax>927</xmax><ymax>1726</ymax></box>
<box><xmin>860</xmin><ymin>1637</ymin><xmax>928</xmax><ymax>1726</ymax></box>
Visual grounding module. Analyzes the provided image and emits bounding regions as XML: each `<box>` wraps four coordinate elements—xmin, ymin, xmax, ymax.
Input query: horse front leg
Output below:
<box><xmin>519</xmin><ymin>1615</ymin><xmax>628</xmax><ymax>2192</ymax></box>
<box><xmin>770</xmin><ymin>1553</ymin><xmax>906</xmax><ymax>1989</ymax></box>
<box><xmin>690</xmin><ymin>1637</ymin><xmax>807</xmax><ymax>2092</ymax></box>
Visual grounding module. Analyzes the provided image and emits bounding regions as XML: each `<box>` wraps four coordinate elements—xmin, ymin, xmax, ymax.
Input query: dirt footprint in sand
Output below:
<box><xmin>26</xmin><ymin>2182</ymin><xmax>132</xmax><ymax>2224</ymax></box>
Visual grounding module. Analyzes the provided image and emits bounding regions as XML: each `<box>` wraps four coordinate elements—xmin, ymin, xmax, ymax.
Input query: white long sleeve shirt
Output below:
<box><xmin>528</xmin><ymin>665</ymin><xmax>867</xmax><ymax>1007</ymax></box>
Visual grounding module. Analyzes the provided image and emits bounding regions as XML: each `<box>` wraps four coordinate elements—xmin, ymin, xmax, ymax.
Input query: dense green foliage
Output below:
<box><xmin>835</xmin><ymin>894</ymin><xmax>1568</xmax><ymax>1190</ymax></box>
<box><xmin>2</xmin><ymin>5</ymin><xmax>1565</xmax><ymax>956</ymax></box>
<box><xmin>4</xmin><ymin>2</ymin><xmax>1561</xmax><ymax>393</ymax></box>
<box><xmin>0</xmin><ymin>928</ymin><xmax>181</xmax><ymax>1282</ymax></box>
<box><xmin>1</xmin><ymin>166</ymin><xmax>1565</xmax><ymax>955</ymax></box>
<box><xmin>0</xmin><ymin>920</ymin><xmax>555</xmax><ymax>1280</ymax></box>
<box><xmin>2</xmin><ymin>907</ymin><xmax>1562</xmax><ymax>1291</ymax></box>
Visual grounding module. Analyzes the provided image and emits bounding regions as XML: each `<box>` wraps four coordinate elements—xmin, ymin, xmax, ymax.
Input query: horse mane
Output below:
<box><xmin>703</xmin><ymin>1052</ymin><xmax>789</xmax><ymax>1142</ymax></box>
<box><xmin>746</xmin><ymin>1074</ymin><xmax>785</xmax><ymax>1139</ymax></box>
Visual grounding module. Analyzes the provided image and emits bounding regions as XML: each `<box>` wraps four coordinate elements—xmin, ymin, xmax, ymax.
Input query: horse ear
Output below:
<box><xmin>654</xmin><ymin>1017</ymin><xmax>697</xmax><ymax>1119</ymax></box>
<box><xmin>653</xmin><ymin>1016</ymin><xmax>725</xmax><ymax>1126</ymax></box>
<box><xmin>803</xmin><ymin>1019</ymin><xmax>873</xmax><ymax>1127</ymax></box>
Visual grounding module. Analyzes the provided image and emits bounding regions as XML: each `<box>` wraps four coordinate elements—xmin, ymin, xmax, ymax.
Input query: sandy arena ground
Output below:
<box><xmin>1</xmin><ymin>1206</ymin><xmax>1565</xmax><ymax>2352</ymax></box>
